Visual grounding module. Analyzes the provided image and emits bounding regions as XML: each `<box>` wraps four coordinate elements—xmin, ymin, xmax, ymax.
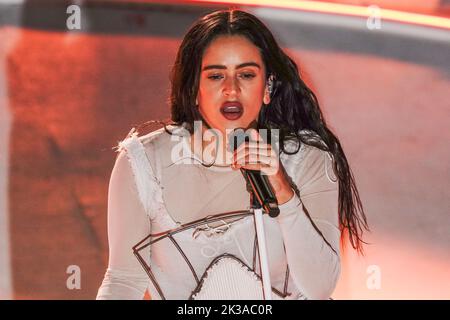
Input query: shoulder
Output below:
<box><xmin>140</xmin><ymin>125</ymin><xmax>188</xmax><ymax>167</ymax></box>
<box><xmin>280</xmin><ymin>129</ymin><xmax>328</xmax><ymax>163</ymax></box>
<box><xmin>116</xmin><ymin>124</ymin><xmax>188</xmax><ymax>170</ymax></box>
<box><xmin>114</xmin><ymin>126</ymin><xmax>176</xmax><ymax>215</ymax></box>
<box><xmin>280</xmin><ymin>130</ymin><xmax>337</xmax><ymax>183</ymax></box>
<box><xmin>116</xmin><ymin>125</ymin><xmax>183</xmax><ymax>153</ymax></box>
<box><xmin>140</xmin><ymin>124</ymin><xmax>188</xmax><ymax>149</ymax></box>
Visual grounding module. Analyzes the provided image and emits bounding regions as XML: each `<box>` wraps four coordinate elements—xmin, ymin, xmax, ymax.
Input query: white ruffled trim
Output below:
<box><xmin>116</xmin><ymin>128</ymin><xmax>165</xmax><ymax>220</ymax></box>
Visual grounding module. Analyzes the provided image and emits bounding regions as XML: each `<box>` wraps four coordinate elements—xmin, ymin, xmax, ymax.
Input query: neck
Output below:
<box><xmin>190</xmin><ymin>124</ymin><xmax>233</xmax><ymax>166</ymax></box>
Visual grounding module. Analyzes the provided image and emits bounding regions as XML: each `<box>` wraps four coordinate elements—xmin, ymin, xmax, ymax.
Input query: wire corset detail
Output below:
<box><xmin>132</xmin><ymin>209</ymin><xmax>292</xmax><ymax>300</ymax></box>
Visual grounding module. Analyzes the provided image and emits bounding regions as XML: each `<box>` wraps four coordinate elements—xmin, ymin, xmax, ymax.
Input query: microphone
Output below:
<box><xmin>228</xmin><ymin>128</ymin><xmax>280</xmax><ymax>218</ymax></box>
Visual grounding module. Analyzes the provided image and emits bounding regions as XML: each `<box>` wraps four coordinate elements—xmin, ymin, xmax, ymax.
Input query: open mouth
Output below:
<box><xmin>220</xmin><ymin>102</ymin><xmax>243</xmax><ymax>120</ymax></box>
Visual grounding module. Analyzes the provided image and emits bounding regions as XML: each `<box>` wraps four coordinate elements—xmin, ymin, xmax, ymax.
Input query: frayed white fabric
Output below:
<box><xmin>116</xmin><ymin>128</ymin><xmax>164</xmax><ymax>219</ymax></box>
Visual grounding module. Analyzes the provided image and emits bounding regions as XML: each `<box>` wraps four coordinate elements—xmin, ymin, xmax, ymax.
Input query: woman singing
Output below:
<box><xmin>96</xmin><ymin>9</ymin><xmax>369</xmax><ymax>300</ymax></box>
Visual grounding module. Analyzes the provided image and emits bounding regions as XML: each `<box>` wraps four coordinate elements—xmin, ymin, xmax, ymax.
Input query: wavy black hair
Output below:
<box><xmin>143</xmin><ymin>9</ymin><xmax>369</xmax><ymax>254</ymax></box>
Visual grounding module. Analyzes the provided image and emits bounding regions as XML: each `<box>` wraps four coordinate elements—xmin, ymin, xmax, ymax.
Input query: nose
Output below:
<box><xmin>223</xmin><ymin>76</ymin><xmax>240</xmax><ymax>97</ymax></box>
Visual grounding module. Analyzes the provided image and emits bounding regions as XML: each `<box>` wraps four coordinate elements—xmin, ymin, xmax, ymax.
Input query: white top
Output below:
<box><xmin>96</xmin><ymin>126</ymin><xmax>341</xmax><ymax>300</ymax></box>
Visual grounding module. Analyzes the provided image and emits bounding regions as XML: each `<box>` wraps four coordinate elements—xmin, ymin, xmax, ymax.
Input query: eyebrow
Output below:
<box><xmin>202</xmin><ymin>62</ymin><xmax>261</xmax><ymax>71</ymax></box>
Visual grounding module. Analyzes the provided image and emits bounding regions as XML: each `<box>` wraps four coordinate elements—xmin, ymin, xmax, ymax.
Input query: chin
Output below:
<box><xmin>223</xmin><ymin>121</ymin><xmax>248</xmax><ymax>131</ymax></box>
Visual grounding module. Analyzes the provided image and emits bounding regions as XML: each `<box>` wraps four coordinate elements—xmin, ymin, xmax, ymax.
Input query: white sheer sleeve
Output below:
<box><xmin>276</xmin><ymin>146</ymin><xmax>341</xmax><ymax>300</ymax></box>
<box><xmin>96</xmin><ymin>150</ymin><xmax>151</xmax><ymax>300</ymax></box>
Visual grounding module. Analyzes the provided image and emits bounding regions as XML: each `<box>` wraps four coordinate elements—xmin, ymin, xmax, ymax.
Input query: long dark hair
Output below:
<box><xmin>159</xmin><ymin>9</ymin><xmax>369</xmax><ymax>254</ymax></box>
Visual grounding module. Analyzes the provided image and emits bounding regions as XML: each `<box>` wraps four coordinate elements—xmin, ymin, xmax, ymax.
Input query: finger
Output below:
<box><xmin>233</xmin><ymin>153</ymin><xmax>274</xmax><ymax>166</ymax></box>
<box><xmin>239</xmin><ymin>163</ymin><xmax>279</xmax><ymax>176</ymax></box>
<box><xmin>234</xmin><ymin>147</ymin><xmax>272</xmax><ymax>164</ymax></box>
<box><xmin>233</xmin><ymin>154</ymin><xmax>280</xmax><ymax>176</ymax></box>
<box><xmin>238</xmin><ymin>163</ymin><xmax>269</xmax><ymax>171</ymax></box>
<box><xmin>233</xmin><ymin>141</ymin><xmax>272</xmax><ymax>157</ymax></box>
<box><xmin>233</xmin><ymin>145</ymin><xmax>273</xmax><ymax>160</ymax></box>
<box><xmin>249</xmin><ymin>129</ymin><xmax>263</xmax><ymax>143</ymax></box>
<box><xmin>232</xmin><ymin>142</ymin><xmax>278</xmax><ymax>168</ymax></box>
<box><xmin>260</xmin><ymin>164</ymin><xmax>279</xmax><ymax>176</ymax></box>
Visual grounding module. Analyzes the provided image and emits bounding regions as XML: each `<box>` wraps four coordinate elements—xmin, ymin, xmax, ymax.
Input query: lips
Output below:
<box><xmin>220</xmin><ymin>101</ymin><xmax>243</xmax><ymax>120</ymax></box>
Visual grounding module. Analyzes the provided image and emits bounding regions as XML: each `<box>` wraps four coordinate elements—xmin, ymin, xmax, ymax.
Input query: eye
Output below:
<box><xmin>207</xmin><ymin>74</ymin><xmax>224</xmax><ymax>80</ymax></box>
<box><xmin>239</xmin><ymin>73</ymin><xmax>256</xmax><ymax>79</ymax></box>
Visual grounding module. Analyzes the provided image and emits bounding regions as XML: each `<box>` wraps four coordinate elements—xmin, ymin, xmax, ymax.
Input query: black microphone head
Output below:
<box><xmin>227</xmin><ymin>128</ymin><xmax>251</xmax><ymax>152</ymax></box>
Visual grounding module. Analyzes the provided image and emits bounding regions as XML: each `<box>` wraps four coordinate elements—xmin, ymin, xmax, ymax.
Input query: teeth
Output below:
<box><xmin>223</xmin><ymin>106</ymin><xmax>241</xmax><ymax>112</ymax></box>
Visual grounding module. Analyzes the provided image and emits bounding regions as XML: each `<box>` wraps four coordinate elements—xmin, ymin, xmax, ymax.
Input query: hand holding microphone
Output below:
<box><xmin>228</xmin><ymin>128</ymin><xmax>295</xmax><ymax>217</ymax></box>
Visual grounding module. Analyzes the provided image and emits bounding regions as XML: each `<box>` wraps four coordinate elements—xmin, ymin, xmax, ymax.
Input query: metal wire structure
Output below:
<box><xmin>132</xmin><ymin>209</ymin><xmax>291</xmax><ymax>300</ymax></box>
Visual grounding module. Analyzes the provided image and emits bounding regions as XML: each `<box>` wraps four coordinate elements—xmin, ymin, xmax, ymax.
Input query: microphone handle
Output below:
<box><xmin>244</xmin><ymin>169</ymin><xmax>280</xmax><ymax>218</ymax></box>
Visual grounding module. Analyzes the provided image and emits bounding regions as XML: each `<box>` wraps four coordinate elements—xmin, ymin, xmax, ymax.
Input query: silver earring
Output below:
<box><xmin>267</xmin><ymin>76</ymin><xmax>274</xmax><ymax>96</ymax></box>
